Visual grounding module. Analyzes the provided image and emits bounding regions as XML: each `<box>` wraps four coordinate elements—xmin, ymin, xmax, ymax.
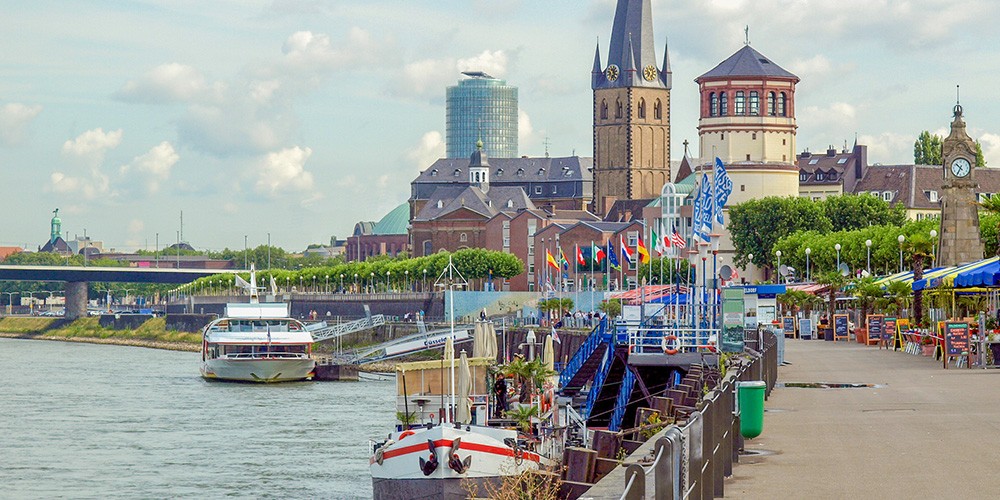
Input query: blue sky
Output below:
<box><xmin>2</xmin><ymin>0</ymin><xmax>998</xmax><ymax>252</ymax></box>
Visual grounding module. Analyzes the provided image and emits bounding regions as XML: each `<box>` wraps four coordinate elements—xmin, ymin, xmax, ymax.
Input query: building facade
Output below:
<box><xmin>592</xmin><ymin>0</ymin><xmax>672</xmax><ymax>215</ymax></box>
<box><xmin>446</xmin><ymin>71</ymin><xmax>518</xmax><ymax>159</ymax></box>
<box><xmin>797</xmin><ymin>144</ymin><xmax>868</xmax><ymax>200</ymax></box>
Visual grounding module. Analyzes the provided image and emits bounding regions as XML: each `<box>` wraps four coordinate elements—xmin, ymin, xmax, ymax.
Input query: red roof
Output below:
<box><xmin>0</xmin><ymin>246</ymin><xmax>23</xmax><ymax>261</ymax></box>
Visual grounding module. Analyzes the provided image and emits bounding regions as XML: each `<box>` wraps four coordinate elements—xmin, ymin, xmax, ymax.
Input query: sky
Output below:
<box><xmin>2</xmin><ymin>0</ymin><xmax>1000</xmax><ymax>253</ymax></box>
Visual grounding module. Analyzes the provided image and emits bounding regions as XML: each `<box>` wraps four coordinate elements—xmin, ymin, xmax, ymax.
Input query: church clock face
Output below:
<box><xmin>642</xmin><ymin>65</ymin><xmax>657</xmax><ymax>81</ymax></box>
<box><xmin>605</xmin><ymin>65</ymin><xmax>619</xmax><ymax>81</ymax></box>
<box><xmin>951</xmin><ymin>157</ymin><xmax>971</xmax><ymax>178</ymax></box>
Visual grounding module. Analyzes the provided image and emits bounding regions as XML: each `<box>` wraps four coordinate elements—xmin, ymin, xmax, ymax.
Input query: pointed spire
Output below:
<box><xmin>624</xmin><ymin>33</ymin><xmax>638</xmax><ymax>85</ymax></box>
<box><xmin>591</xmin><ymin>40</ymin><xmax>604</xmax><ymax>90</ymax></box>
<box><xmin>661</xmin><ymin>37</ymin><xmax>672</xmax><ymax>89</ymax></box>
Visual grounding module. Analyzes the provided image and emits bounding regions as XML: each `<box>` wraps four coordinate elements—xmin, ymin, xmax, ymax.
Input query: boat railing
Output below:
<box><xmin>628</xmin><ymin>326</ymin><xmax>722</xmax><ymax>354</ymax></box>
<box><xmin>221</xmin><ymin>352</ymin><xmax>311</xmax><ymax>360</ymax></box>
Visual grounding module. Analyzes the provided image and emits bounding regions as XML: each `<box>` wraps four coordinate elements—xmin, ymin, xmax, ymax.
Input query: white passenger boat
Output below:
<box><xmin>200</xmin><ymin>268</ymin><xmax>315</xmax><ymax>382</ymax></box>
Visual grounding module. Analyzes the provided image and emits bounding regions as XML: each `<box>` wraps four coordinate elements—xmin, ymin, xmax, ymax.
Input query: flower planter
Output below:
<box><xmin>921</xmin><ymin>344</ymin><xmax>935</xmax><ymax>356</ymax></box>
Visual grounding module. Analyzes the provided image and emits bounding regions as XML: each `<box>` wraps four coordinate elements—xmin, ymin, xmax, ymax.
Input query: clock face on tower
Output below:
<box><xmin>605</xmin><ymin>65</ymin><xmax>619</xmax><ymax>82</ymax></box>
<box><xmin>642</xmin><ymin>65</ymin><xmax>657</xmax><ymax>81</ymax></box>
<box><xmin>951</xmin><ymin>157</ymin><xmax>971</xmax><ymax>178</ymax></box>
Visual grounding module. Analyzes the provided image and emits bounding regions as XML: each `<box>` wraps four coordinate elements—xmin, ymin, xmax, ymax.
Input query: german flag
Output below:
<box><xmin>637</xmin><ymin>236</ymin><xmax>650</xmax><ymax>264</ymax></box>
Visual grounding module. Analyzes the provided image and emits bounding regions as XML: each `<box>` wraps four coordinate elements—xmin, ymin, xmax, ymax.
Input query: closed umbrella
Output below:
<box><xmin>472</xmin><ymin>322</ymin><xmax>485</xmax><ymax>357</ymax></box>
<box><xmin>456</xmin><ymin>350</ymin><xmax>472</xmax><ymax>424</ymax></box>
<box><xmin>543</xmin><ymin>334</ymin><xmax>555</xmax><ymax>374</ymax></box>
<box><xmin>484</xmin><ymin>322</ymin><xmax>498</xmax><ymax>361</ymax></box>
<box><xmin>444</xmin><ymin>336</ymin><xmax>455</xmax><ymax>423</ymax></box>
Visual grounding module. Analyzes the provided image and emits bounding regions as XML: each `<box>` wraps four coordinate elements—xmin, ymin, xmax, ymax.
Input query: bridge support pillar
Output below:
<box><xmin>65</xmin><ymin>281</ymin><xmax>88</xmax><ymax>320</ymax></box>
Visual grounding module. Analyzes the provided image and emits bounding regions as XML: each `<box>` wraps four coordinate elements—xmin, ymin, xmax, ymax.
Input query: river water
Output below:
<box><xmin>0</xmin><ymin>338</ymin><xmax>396</xmax><ymax>499</ymax></box>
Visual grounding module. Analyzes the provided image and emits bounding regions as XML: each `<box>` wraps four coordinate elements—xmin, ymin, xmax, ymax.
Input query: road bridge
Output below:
<box><xmin>0</xmin><ymin>265</ymin><xmax>237</xmax><ymax>320</ymax></box>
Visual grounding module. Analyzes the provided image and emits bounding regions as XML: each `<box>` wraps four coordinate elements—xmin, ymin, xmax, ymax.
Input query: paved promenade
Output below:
<box><xmin>727</xmin><ymin>338</ymin><xmax>1000</xmax><ymax>499</ymax></box>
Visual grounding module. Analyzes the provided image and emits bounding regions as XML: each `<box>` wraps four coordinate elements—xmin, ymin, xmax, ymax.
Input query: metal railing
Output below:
<box><xmin>559</xmin><ymin>318</ymin><xmax>608</xmax><ymax>387</ymax></box>
<box><xmin>311</xmin><ymin>314</ymin><xmax>386</xmax><ymax>341</ymax></box>
<box><xmin>618</xmin><ymin>329</ymin><xmax>778</xmax><ymax>499</ymax></box>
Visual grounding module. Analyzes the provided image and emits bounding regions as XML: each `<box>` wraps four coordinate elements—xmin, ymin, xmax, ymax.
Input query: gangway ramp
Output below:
<box><xmin>311</xmin><ymin>314</ymin><xmax>386</xmax><ymax>342</ymax></box>
<box><xmin>350</xmin><ymin>326</ymin><xmax>473</xmax><ymax>365</ymax></box>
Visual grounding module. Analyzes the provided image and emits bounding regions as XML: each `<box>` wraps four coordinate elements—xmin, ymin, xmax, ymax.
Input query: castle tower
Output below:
<box><xmin>592</xmin><ymin>0</ymin><xmax>671</xmax><ymax>215</ymax></box>
<box><xmin>938</xmin><ymin>102</ymin><xmax>984</xmax><ymax>265</ymax></box>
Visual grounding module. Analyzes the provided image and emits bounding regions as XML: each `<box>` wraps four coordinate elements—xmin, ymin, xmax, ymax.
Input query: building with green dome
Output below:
<box><xmin>347</xmin><ymin>202</ymin><xmax>410</xmax><ymax>262</ymax></box>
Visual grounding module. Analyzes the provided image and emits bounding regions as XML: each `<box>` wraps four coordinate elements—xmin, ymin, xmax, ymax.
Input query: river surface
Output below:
<box><xmin>0</xmin><ymin>338</ymin><xmax>396</xmax><ymax>499</ymax></box>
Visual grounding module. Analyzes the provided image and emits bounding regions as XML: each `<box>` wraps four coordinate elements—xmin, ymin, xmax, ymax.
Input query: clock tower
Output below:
<box><xmin>592</xmin><ymin>0</ymin><xmax>671</xmax><ymax>215</ymax></box>
<box><xmin>937</xmin><ymin>102</ymin><xmax>984</xmax><ymax>266</ymax></box>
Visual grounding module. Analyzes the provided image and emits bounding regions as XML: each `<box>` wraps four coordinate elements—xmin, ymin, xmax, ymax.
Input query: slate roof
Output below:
<box><xmin>40</xmin><ymin>237</ymin><xmax>72</xmax><ymax>254</ymax></box>
<box><xmin>414</xmin><ymin>185</ymin><xmax>535</xmax><ymax>221</ymax></box>
<box><xmin>796</xmin><ymin>145</ymin><xmax>867</xmax><ymax>192</ymax></box>
<box><xmin>413</xmin><ymin>156</ymin><xmax>592</xmax><ymax>184</ymax></box>
<box><xmin>697</xmin><ymin>45</ymin><xmax>798</xmax><ymax>82</ymax></box>
<box><xmin>604</xmin><ymin>198</ymin><xmax>655</xmax><ymax>222</ymax></box>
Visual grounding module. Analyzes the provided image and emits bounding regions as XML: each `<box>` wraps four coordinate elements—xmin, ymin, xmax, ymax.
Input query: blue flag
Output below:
<box><xmin>693</xmin><ymin>175</ymin><xmax>714</xmax><ymax>241</ymax></box>
<box><xmin>714</xmin><ymin>157</ymin><xmax>733</xmax><ymax>225</ymax></box>
<box><xmin>606</xmin><ymin>239</ymin><xmax>619</xmax><ymax>268</ymax></box>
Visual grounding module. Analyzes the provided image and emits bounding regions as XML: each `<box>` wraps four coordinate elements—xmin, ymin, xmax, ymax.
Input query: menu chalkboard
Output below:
<box><xmin>834</xmin><ymin>314</ymin><xmax>849</xmax><ymax>341</ymax></box>
<box><xmin>868</xmin><ymin>315</ymin><xmax>884</xmax><ymax>342</ymax></box>
<box><xmin>799</xmin><ymin>318</ymin><xmax>813</xmax><ymax>340</ymax></box>
<box><xmin>883</xmin><ymin>317</ymin><xmax>897</xmax><ymax>341</ymax></box>
<box><xmin>782</xmin><ymin>316</ymin><xmax>796</xmax><ymax>337</ymax></box>
<box><xmin>944</xmin><ymin>322</ymin><xmax>970</xmax><ymax>357</ymax></box>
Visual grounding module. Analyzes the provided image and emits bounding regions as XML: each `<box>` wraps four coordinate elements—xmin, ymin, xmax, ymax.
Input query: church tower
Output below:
<box><xmin>592</xmin><ymin>0</ymin><xmax>671</xmax><ymax>215</ymax></box>
<box><xmin>938</xmin><ymin>101</ymin><xmax>984</xmax><ymax>266</ymax></box>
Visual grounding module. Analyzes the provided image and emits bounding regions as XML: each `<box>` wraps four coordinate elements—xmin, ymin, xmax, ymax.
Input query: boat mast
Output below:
<box><xmin>435</xmin><ymin>255</ymin><xmax>467</xmax><ymax>425</ymax></box>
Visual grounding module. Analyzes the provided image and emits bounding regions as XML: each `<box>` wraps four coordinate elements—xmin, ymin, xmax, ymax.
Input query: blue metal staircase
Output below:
<box><xmin>608</xmin><ymin>367</ymin><xmax>636</xmax><ymax>432</ymax></box>
<box><xmin>559</xmin><ymin>318</ymin><xmax>609</xmax><ymax>393</ymax></box>
<box><xmin>582</xmin><ymin>345</ymin><xmax>613</xmax><ymax>419</ymax></box>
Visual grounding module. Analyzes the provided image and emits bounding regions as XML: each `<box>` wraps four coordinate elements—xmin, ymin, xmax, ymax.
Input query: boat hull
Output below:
<box><xmin>372</xmin><ymin>476</ymin><xmax>498</xmax><ymax>500</ymax></box>
<box><xmin>201</xmin><ymin>358</ymin><xmax>315</xmax><ymax>382</ymax></box>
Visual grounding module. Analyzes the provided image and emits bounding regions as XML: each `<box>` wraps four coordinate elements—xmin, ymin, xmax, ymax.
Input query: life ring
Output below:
<box><xmin>662</xmin><ymin>335</ymin><xmax>679</xmax><ymax>355</ymax></box>
<box><xmin>541</xmin><ymin>388</ymin><xmax>554</xmax><ymax>413</ymax></box>
<box><xmin>399</xmin><ymin>430</ymin><xmax>415</xmax><ymax>439</ymax></box>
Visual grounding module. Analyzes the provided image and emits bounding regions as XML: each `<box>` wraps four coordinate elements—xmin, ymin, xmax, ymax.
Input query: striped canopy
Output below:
<box><xmin>873</xmin><ymin>266</ymin><xmax>944</xmax><ymax>287</ymax></box>
<box><xmin>912</xmin><ymin>256</ymin><xmax>1000</xmax><ymax>291</ymax></box>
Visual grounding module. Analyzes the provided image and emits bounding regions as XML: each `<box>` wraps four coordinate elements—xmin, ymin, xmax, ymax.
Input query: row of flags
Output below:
<box><xmin>543</xmin><ymin>228</ymin><xmax>688</xmax><ymax>271</ymax></box>
<box><xmin>692</xmin><ymin>158</ymin><xmax>734</xmax><ymax>242</ymax></box>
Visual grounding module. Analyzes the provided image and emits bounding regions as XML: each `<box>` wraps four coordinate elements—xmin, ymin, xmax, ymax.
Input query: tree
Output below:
<box><xmin>906</xmin><ymin>234</ymin><xmax>934</xmax><ymax>325</ymax></box>
<box><xmin>976</xmin><ymin>140</ymin><xmax>988</xmax><ymax>167</ymax></box>
<box><xmin>821</xmin><ymin>194</ymin><xmax>906</xmax><ymax>232</ymax></box>
<box><xmin>851</xmin><ymin>276</ymin><xmax>884</xmax><ymax>329</ymax></box>
<box><xmin>598</xmin><ymin>298</ymin><xmax>622</xmax><ymax>318</ymax></box>
<box><xmin>816</xmin><ymin>271</ymin><xmax>849</xmax><ymax>321</ymax></box>
<box><xmin>914</xmin><ymin>131</ymin><xmax>943</xmax><ymax>165</ymax></box>
<box><xmin>728</xmin><ymin>196</ymin><xmax>832</xmax><ymax>271</ymax></box>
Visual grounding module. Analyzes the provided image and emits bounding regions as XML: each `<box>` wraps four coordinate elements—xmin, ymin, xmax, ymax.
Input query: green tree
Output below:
<box><xmin>906</xmin><ymin>234</ymin><xmax>934</xmax><ymax>325</ymax></box>
<box><xmin>598</xmin><ymin>298</ymin><xmax>622</xmax><ymax>318</ymax></box>
<box><xmin>729</xmin><ymin>196</ymin><xmax>832</xmax><ymax>271</ymax></box>
<box><xmin>914</xmin><ymin>131</ymin><xmax>943</xmax><ymax>165</ymax></box>
<box><xmin>816</xmin><ymin>271</ymin><xmax>849</xmax><ymax>321</ymax></box>
<box><xmin>821</xmin><ymin>194</ymin><xmax>907</xmax><ymax>232</ymax></box>
<box><xmin>851</xmin><ymin>276</ymin><xmax>884</xmax><ymax>329</ymax></box>
<box><xmin>975</xmin><ymin>140</ymin><xmax>988</xmax><ymax>167</ymax></box>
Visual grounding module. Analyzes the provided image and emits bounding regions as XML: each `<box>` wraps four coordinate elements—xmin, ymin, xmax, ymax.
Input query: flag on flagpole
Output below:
<box><xmin>714</xmin><ymin>157</ymin><xmax>734</xmax><ymax>226</ymax></box>
<box><xmin>651</xmin><ymin>229</ymin><xmax>665</xmax><ymax>256</ymax></box>
<box><xmin>671</xmin><ymin>228</ymin><xmax>687</xmax><ymax>249</ymax></box>
<box><xmin>558</xmin><ymin>247</ymin><xmax>569</xmax><ymax>270</ymax></box>
<box><xmin>592</xmin><ymin>241</ymin><xmax>606</xmax><ymax>264</ymax></box>
<box><xmin>546</xmin><ymin>249</ymin><xmax>559</xmax><ymax>269</ymax></box>
<box><xmin>576</xmin><ymin>246</ymin><xmax>586</xmax><ymax>266</ymax></box>
<box><xmin>636</xmin><ymin>235</ymin><xmax>650</xmax><ymax>264</ymax></box>
<box><xmin>620</xmin><ymin>234</ymin><xmax>634</xmax><ymax>264</ymax></box>
<box><xmin>607</xmin><ymin>239</ymin><xmax>620</xmax><ymax>268</ymax></box>
<box><xmin>551</xmin><ymin>325</ymin><xmax>561</xmax><ymax>344</ymax></box>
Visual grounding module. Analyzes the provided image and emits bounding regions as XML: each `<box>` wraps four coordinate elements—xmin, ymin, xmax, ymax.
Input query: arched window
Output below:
<box><xmin>654</xmin><ymin>99</ymin><xmax>662</xmax><ymax>120</ymax></box>
<box><xmin>637</xmin><ymin>98</ymin><xmax>646</xmax><ymax>119</ymax></box>
<box><xmin>720</xmin><ymin>92</ymin><xmax>728</xmax><ymax>116</ymax></box>
<box><xmin>710</xmin><ymin>92</ymin><xmax>718</xmax><ymax>117</ymax></box>
<box><xmin>600</xmin><ymin>99</ymin><xmax>608</xmax><ymax>120</ymax></box>
<box><xmin>615</xmin><ymin>99</ymin><xmax>623</xmax><ymax>119</ymax></box>
<box><xmin>767</xmin><ymin>92</ymin><xmax>776</xmax><ymax>116</ymax></box>
<box><xmin>735</xmin><ymin>91</ymin><xmax>745</xmax><ymax>115</ymax></box>
<box><xmin>778</xmin><ymin>93</ymin><xmax>787</xmax><ymax>117</ymax></box>
<box><xmin>749</xmin><ymin>91</ymin><xmax>759</xmax><ymax>116</ymax></box>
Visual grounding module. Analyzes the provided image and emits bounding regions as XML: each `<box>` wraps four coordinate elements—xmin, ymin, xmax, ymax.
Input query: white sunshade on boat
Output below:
<box><xmin>206</xmin><ymin>330</ymin><xmax>314</xmax><ymax>344</ymax></box>
<box><xmin>225</xmin><ymin>303</ymin><xmax>289</xmax><ymax>318</ymax></box>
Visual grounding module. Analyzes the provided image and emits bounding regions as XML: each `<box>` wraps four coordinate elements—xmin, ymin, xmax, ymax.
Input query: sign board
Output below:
<box><xmin>833</xmin><ymin>314</ymin><xmax>849</xmax><ymax>341</ymax></box>
<box><xmin>721</xmin><ymin>287</ymin><xmax>746</xmax><ymax>353</ymax></box>
<box><xmin>799</xmin><ymin>318</ymin><xmax>813</xmax><ymax>340</ymax></box>
<box><xmin>883</xmin><ymin>317</ymin><xmax>897</xmax><ymax>340</ymax></box>
<box><xmin>943</xmin><ymin>322</ymin><xmax>970</xmax><ymax>369</ymax></box>
<box><xmin>384</xmin><ymin>330</ymin><xmax>471</xmax><ymax>357</ymax></box>
<box><xmin>867</xmin><ymin>315</ymin><xmax>884</xmax><ymax>345</ymax></box>
<box><xmin>782</xmin><ymin>316</ymin><xmax>796</xmax><ymax>338</ymax></box>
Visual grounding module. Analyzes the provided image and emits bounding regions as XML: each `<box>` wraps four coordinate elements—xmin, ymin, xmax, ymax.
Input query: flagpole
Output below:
<box><xmin>590</xmin><ymin>240</ymin><xmax>595</xmax><ymax>317</ymax></box>
<box><xmin>574</xmin><ymin>243</ymin><xmax>579</xmax><ymax>315</ymax></box>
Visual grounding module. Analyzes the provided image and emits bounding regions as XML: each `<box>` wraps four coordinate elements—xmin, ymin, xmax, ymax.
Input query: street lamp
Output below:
<box><xmin>339</xmin><ymin>274</ymin><xmax>344</xmax><ymax>292</ymax></box>
<box><xmin>897</xmin><ymin>234</ymin><xmax>906</xmax><ymax>272</ymax></box>
<box><xmin>2</xmin><ymin>291</ymin><xmax>18</xmax><ymax>315</ymax></box>
<box><xmin>404</xmin><ymin>270</ymin><xmax>409</xmax><ymax>292</ymax></box>
<box><xmin>834</xmin><ymin>243</ymin><xmax>842</xmax><ymax>273</ymax></box>
<box><xmin>865</xmin><ymin>239</ymin><xmax>872</xmax><ymax>275</ymax></box>
<box><xmin>370</xmin><ymin>272</ymin><xmax>375</xmax><ymax>292</ymax></box>
<box><xmin>386</xmin><ymin>270</ymin><xmax>391</xmax><ymax>293</ymax></box>
<box><xmin>805</xmin><ymin>247</ymin><xmax>811</xmax><ymax>282</ymax></box>
<box><xmin>929</xmin><ymin>229</ymin><xmax>938</xmax><ymax>268</ymax></box>
<box><xmin>325</xmin><ymin>275</ymin><xmax>329</xmax><ymax>293</ymax></box>
<box><xmin>423</xmin><ymin>269</ymin><xmax>428</xmax><ymax>292</ymax></box>
<box><xmin>312</xmin><ymin>275</ymin><xmax>317</xmax><ymax>292</ymax></box>
<box><xmin>354</xmin><ymin>273</ymin><xmax>358</xmax><ymax>292</ymax></box>
<box><xmin>244</xmin><ymin>234</ymin><xmax>248</xmax><ymax>269</ymax></box>
<box><xmin>775</xmin><ymin>250</ymin><xmax>782</xmax><ymax>283</ymax></box>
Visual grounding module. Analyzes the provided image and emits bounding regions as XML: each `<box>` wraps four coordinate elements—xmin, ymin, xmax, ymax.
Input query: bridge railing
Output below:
<box><xmin>616</xmin><ymin>328</ymin><xmax>778</xmax><ymax>500</ymax></box>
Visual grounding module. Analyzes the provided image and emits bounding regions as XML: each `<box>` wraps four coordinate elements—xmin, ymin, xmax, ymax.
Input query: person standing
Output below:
<box><xmin>493</xmin><ymin>374</ymin><xmax>508</xmax><ymax>418</ymax></box>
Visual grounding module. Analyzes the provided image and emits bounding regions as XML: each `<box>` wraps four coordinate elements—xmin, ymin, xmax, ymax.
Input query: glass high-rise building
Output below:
<box><xmin>446</xmin><ymin>71</ymin><xmax>518</xmax><ymax>159</ymax></box>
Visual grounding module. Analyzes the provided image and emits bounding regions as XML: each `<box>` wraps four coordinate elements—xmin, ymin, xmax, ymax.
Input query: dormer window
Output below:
<box><xmin>516</xmin><ymin>168</ymin><xmax>524</xmax><ymax>177</ymax></box>
<box><xmin>453</xmin><ymin>169</ymin><xmax>461</xmax><ymax>177</ymax></box>
<box><xmin>882</xmin><ymin>191</ymin><xmax>893</xmax><ymax>202</ymax></box>
<box><xmin>506</xmin><ymin>199</ymin><xmax>514</xmax><ymax>208</ymax></box>
<box><xmin>927</xmin><ymin>190</ymin><xmax>939</xmax><ymax>203</ymax></box>
<box><xmin>430</xmin><ymin>169</ymin><xmax>438</xmax><ymax>177</ymax></box>
<box><xmin>436</xmin><ymin>200</ymin><xmax>443</xmax><ymax>208</ymax></box>
<box><xmin>815</xmin><ymin>172</ymin><xmax>824</xmax><ymax>181</ymax></box>
<box><xmin>537</xmin><ymin>168</ymin><xmax>545</xmax><ymax>176</ymax></box>
<box><xmin>496</xmin><ymin>168</ymin><xmax>503</xmax><ymax>176</ymax></box>
<box><xmin>799</xmin><ymin>171</ymin><xmax>808</xmax><ymax>181</ymax></box>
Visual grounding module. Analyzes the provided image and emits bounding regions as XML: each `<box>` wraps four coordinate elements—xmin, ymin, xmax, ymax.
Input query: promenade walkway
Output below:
<box><xmin>727</xmin><ymin>338</ymin><xmax>1000</xmax><ymax>498</ymax></box>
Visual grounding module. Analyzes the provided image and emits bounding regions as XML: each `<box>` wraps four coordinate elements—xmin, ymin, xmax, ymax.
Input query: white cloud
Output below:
<box><xmin>61</xmin><ymin>128</ymin><xmax>123</xmax><ymax>166</ymax></box>
<box><xmin>120</xmin><ymin>141</ymin><xmax>179</xmax><ymax>193</ymax></box>
<box><xmin>858</xmin><ymin>131</ymin><xmax>914</xmax><ymax>165</ymax></box>
<box><xmin>254</xmin><ymin>146</ymin><xmax>319</xmax><ymax>203</ymax></box>
<box><xmin>799</xmin><ymin>102</ymin><xmax>857</xmax><ymax>131</ymax></box>
<box><xmin>977</xmin><ymin>132</ymin><xmax>1000</xmax><ymax>167</ymax></box>
<box><xmin>0</xmin><ymin>103</ymin><xmax>42</xmax><ymax>145</ymax></box>
<box><xmin>393</xmin><ymin>49</ymin><xmax>512</xmax><ymax>101</ymax></box>
<box><xmin>518</xmin><ymin>109</ymin><xmax>535</xmax><ymax>150</ymax></box>
<box><xmin>48</xmin><ymin>169</ymin><xmax>111</xmax><ymax>200</ymax></box>
<box><xmin>406</xmin><ymin>131</ymin><xmax>445</xmax><ymax>170</ymax></box>
<box><xmin>116</xmin><ymin>63</ymin><xmax>223</xmax><ymax>104</ymax></box>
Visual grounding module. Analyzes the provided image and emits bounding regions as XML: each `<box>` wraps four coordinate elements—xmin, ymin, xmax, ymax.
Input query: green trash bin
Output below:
<box><xmin>738</xmin><ymin>381</ymin><xmax>766</xmax><ymax>439</ymax></box>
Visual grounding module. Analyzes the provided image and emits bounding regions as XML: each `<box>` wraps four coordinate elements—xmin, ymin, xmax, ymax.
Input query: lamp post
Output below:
<box><xmin>312</xmin><ymin>275</ymin><xmax>317</xmax><ymax>293</ymax></box>
<box><xmin>339</xmin><ymin>274</ymin><xmax>344</xmax><ymax>292</ymax></box>
<box><xmin>325</xmin><ymin>275</ymin><xmax>329</xmax><ymax>293</ymax></box>
<box><xmin>353</xmin><ymin>273</ymin><xmax>358</xmax><ymax>292</ymax></box>
<box><xmin>775</xmin><ymin>250</ymin><xmax>782</xmax><ymax>283</ymax></box>
<box><xmin>2</xmin><ymin>291</ymin><xmax>18</xmax><ymax>315</ymax></box>
<box><xmin>835</xmin><ymin>243</ymin><xmax>841</xmax><ymax>273</ymax></box>
<box><xmin>897</xmin><ymin>234</ymin><xmax>906</xmax><ymax>272</ymax></box>
<box><xmin>244</xmin><ymin>234</ymin><xmax>248</xmax><ymax>270</ymax></box>
<box><xmin>423</xmin><ymin>269</ymin><xmax>428</xmax><ymax>292</ymax></box>
<box><xmin>285</xmin><ymin>276</ymin><xmax>290</xmax><ymax>293</ymax></box>
<box><xmin>929</xmin><ymin>229</ymin><xmax>938</xmax><ymax>268</ymax></box>
<box><xmin>386</xmin><ymin>270</ymin><xmax>391</xmax><ymax>293</ymax></box>
<box><xmin>370</xmin><ymin>272</ymin><xmax>374</xmax><ymax>293</ymax></box>
<box><xmin>805</xmin><ymin>247</ymin><xmax>811</xmax><ymax>282</ymax></box>
<box><xmin>405</xmin><ymin>270</ymin><xmax>409</xmax><ymax>292</ymax></box>
<box><xmin>865</xmin><ymin>239</ymin><xmax>872</xmax><ymax>274</ymax></box>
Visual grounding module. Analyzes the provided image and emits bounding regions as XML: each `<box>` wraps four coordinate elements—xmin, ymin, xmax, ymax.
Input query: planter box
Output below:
<box><xmin>921</xmin><ymin>344</ymin><xmax>935</xmax><ymax>356</ymax></box>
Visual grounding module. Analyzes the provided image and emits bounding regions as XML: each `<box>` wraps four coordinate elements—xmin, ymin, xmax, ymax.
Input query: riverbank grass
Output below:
<box><xmin>0</xmin><ymin>317</ymin><xmax>57</xmax><ymax>333</ymax></box>
<box><xmin>41</xmin><ymin>317</ymin><xmax>202</xmax><ymax>344</ymax></box>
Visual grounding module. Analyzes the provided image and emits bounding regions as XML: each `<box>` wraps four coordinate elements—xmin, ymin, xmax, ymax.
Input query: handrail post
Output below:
<box><xmin>622</xmin><ymin>463</ymin><xmax>645</xmax><ymax>500</ymax></box>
